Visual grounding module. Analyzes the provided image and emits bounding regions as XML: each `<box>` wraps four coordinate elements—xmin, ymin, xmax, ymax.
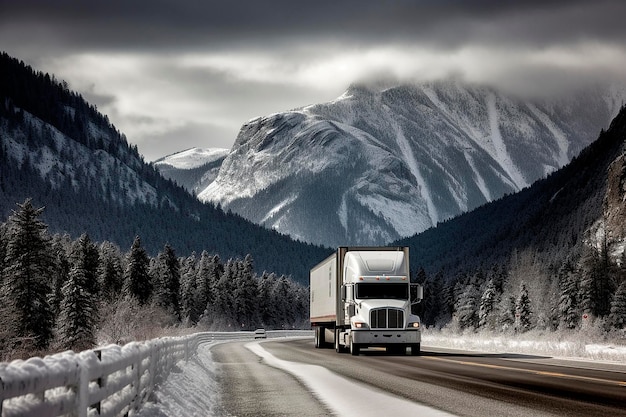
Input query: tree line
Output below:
<box><xmin>0</xmin><ymin>199</ymin><xmax>309</xmax><ymax>361</ymax></box>
<box><xmin>416</xmin><ymin>245</ymin><xmax>626</xmax><ymax>335</ymax></box>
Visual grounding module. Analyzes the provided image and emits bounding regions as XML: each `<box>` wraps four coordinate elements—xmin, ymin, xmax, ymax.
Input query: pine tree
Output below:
<box><xmin>478</xmin><ymin>279</ymin><xmax>497</xmax><ymax>329</ymax></box>
<box><xmin>213</xmin><ymin>259</ymin><xmax>237</xmax><ymax>328</ymax></box>
<box><xmin>579</xmin><ymin>242</ymin><xmax>615</xmax><ymax>318</ymax></box>
<box><xmin>122</xmin><ymin>236</ymin><xmax>152</xmax><ymax>304</ymax></box>
<box><xmin>49</xmin><ymin>239</ymin><xmax>70</xmax><ymax>318</ymax></box>
<box><xmin>607</xmin><ymin>280</ymin><xmax>626</xmax><ymax>330</ymax></box>
<box><xmin>558</xmin><ymin>261</ymin><xmax>579</xmax><ymax>330</ymax></box>
<box><xmin>258</xmin><ymin>272</ymin><xmax>277</xmax><ymax>328</ymax></box>
<box><xmin>272</xmin><ymin>276</ymin><xmax>295</xmax><ymax>329</ymax></box>
<box><xmin>497</xmin><ymin>295</ymin><xmax>516</xmax><ymax>331</ymax></box>
<box><xmin>70</xmin><ymin>234</ymin><xmax>99</xmax><ymax>296</ymax></box>
<box><xmin>179</xmin><ymin>253</ymin><xmax>198</xmax><ymax>323</ymax></box>
<box><xmin>190</xmin><ymin>252</ymin><xmax>223</xmax><ymax>324</ymax></box>
<box><xmin>515</xmin><ymin>282</ymin><xmax>533</xmax><ymax>333</ymax></box>
<box><xmin>56</xmin><ymin>242</ymin><xmax>96</xmax><ymax>351</ymax></box>
<box><xmin>455</xmin><ymin>284</ymin><xmax>479</xmax><ymax>330</ymax></box>
<box><xmin>1</xmin><ymin>199</ymin><xmax>55</xmax><ymax>350</ymax></box>
<box><xmin>153</xmin><ymin>244</ymin><xmax>181</xmax><ymax>318</ymax></box>
<box><xmin>233</xmin><ymin>254</ymin><xmax>258</xmax><ymax>328</ymax></box>
<box><xmin>98</xmin><ymin>241</ymin><xmax>123</xmax><ymax>301</ymax></box>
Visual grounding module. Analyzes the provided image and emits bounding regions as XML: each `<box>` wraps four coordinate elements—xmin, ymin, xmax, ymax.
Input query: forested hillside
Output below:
<box><xmin>0</xmin><ymin>52</ymin><xmax>329</xmax><ymax>283</ymax></box>
<box><xmin>402</xmin><ymin>106</ymin><xmax>626</xmax><ymax>333</ymax></box>
<box><xmin>0</xmin><ymin>199</ymin><xmax>308</xmax><ymax>361</ymax></box>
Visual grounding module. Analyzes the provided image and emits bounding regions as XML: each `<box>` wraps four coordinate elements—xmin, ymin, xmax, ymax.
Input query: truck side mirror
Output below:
<box><xmin>340</xmin><ymin>285</ymin><xmax>346</xmax><ymax>302</ymax></box>
<box><xmin>411</xmin><ymin>283</ymin><xmax>423</xmax><ymax>304</ymax></box>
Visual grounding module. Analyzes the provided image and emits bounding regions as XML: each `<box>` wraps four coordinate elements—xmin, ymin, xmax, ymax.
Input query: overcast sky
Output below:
<box><xmin>2</xmin><ymin>0</ymin><xmax>626</xmax><ymax>161</ymax></box>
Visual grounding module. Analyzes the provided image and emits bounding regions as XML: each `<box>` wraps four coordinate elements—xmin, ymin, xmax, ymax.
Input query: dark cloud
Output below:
<box><xmin>3</xmin><ymin>0</ymin><xmax>626</xmax><ymax>53</ymax></box>
<box><xmin>1</xmin><ymin>0</ymin><xmax>625</xmax><ymax>160</ymax></box>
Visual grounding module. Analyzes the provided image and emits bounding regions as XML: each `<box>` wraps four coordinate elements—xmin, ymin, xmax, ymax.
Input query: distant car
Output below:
<box><xmin>254</xmin><ymin>328</ymin><xmax>266</xmax><ymax>339</ymax></box>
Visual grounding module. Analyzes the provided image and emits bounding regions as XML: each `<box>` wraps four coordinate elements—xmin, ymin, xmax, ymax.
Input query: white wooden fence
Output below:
<box><xmin>0</xmin><ymin>330</ymin><xmax>312</xmax><ymax>417</ymax></box>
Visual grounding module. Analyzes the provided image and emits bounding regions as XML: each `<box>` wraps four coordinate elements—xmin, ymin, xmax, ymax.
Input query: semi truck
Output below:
<box><xmin>310</xmin><ymin>246</ymin><xmax>423</xmax><ymax>356</ymax></box>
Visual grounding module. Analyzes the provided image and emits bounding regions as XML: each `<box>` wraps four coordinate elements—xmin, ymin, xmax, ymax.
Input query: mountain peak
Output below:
<box><xmin>199</xmin><ymin>80</ymin><xmax>626</xmax><ymax>247</ymax></box>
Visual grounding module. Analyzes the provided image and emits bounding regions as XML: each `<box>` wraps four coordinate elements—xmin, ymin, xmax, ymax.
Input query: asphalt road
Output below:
<box><xmin>212</xmin><ymin>340</ymin><xmax>334</xmax><ymax>416</ymax></box>
<box><xmin>214</xmin><ymin>338</ymin><xmax>626</xmax><ymax>417</ymax></box>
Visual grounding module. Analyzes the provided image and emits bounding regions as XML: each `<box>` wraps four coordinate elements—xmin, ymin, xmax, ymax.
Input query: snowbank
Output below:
<box><xmin>423</xmin><ymin>328</ymin><xmax>626</xmax><ymax>362</ymax></box>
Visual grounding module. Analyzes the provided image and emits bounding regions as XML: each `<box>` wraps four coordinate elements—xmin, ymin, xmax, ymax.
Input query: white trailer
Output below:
<box><xmin>310</xmin><ymin>247</ymin><xmax>423</xmax><ymax>356</ymax></box>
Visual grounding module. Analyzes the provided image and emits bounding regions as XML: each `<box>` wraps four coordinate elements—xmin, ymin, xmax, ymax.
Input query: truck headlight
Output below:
<box><xmin>353</xmin><ymin>322</ymin><xmax>368</xmax><ymax>329</ymax></box>
<box><xmin>408</xmin><ymin>322</ymin><xmax>420</xmax><ymax>329</ymax></box>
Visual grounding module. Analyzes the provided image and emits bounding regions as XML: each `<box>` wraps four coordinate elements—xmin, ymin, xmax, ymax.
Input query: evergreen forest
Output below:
<box><xmin>0</xmin><ymin>199</ymin><xmax>309</xmax><ymax>361</ymax></box>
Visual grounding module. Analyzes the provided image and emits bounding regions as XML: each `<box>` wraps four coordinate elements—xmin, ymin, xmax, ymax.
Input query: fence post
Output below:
<box><xmin>93</xmin><ymin>349</ymin><xmax>102</xmax><ymax>416</ymax></box>
<box><xmin>77</xmin><ymin>353</ymin><xmax>88</xmax><ymax>417</ymax></box>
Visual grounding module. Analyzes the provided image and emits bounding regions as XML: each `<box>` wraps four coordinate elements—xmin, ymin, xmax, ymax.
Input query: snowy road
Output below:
<box><xmin>216</xmin><ymin>338</ymin><xmax>626</xmax><ymax>417</ymax></box>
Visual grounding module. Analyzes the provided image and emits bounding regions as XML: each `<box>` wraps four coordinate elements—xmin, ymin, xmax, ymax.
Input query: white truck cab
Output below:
<box><xmin>310</xmin><ymin>247</ymin><xmax>423</xmax><ymax>356</ymax></box>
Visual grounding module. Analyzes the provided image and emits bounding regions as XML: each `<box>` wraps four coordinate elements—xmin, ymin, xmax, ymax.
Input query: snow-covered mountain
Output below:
<box><xmin>199</xmin><ymin>80</ymin><xmax>626</xmax><ymax>247</ymax></box>
<box><xmin>154</xmin><ymin>148</ymin><xmax>229</xmax><ymax>194</ymax></box>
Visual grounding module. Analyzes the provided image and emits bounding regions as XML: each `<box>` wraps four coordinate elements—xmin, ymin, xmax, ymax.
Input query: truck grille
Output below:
<box><xmin>370</xmin><ymin>308</ymin><xmax>404</xmax><ymax>329</ymax></box>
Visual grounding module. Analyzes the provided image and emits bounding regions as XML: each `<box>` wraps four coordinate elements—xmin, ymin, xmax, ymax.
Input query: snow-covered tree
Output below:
<box><xmin>257</xmin><ymin>272</ymin><xmax>277</xmax><ymax>328</ymax></box>
<box><xmin>49</xmin><ymin>238</ymin><xmax>70</xmax><ymax>318</ymax></box>
<box><xmin>273</xmin><ymin>275</ymin><xmax>296</xmax><ymax>329</ymax></box>
<box><xmin>56</xmin><ymin>262</ymin><xmax>96</xmax><ymax>350</ymax></box>
<box><xmin>558</xmin><ymin>261</ymin><xmax>579</xmax><ymax>330</ymax></box>
<box><xmin>497</xmin><ymin>295</ymin><xmax>516</xmax><ymax>331</ymax></box>
<box><xmin>56</xmin><ymin>234</ymin><xmax>99</xmax><ymax>351</ymax></box>
<box><xmin>579</xmin><ymin>242</ymin><xmax>615</xmax><ymax>319</ymax></box>
<box><xmin>455</xmin><ymin>284</ymin><xmax>479</xmax><ymax>330</ymax></box>
<box><xmin>233</xmin><ymin>254</ymin><xmax>258</xmax><ymax>328</ymax></box>
<box><xmin>179</xmin><ymin>253</ymin><xmax>198</xmax><ymax>323</ymax></box>
<box><xmin>153</xmin><ymin>244</ymin><xmax>181</xmax><ymax>318</ymax></box>
<box><xmin>98</xmin><ymin>241</ymin><xmax>123</xmax><ymax>301</ymax></box>
<box><xmin>608</xmin><ymin>280</ymin><xmax>626</xmax><ymax>330</ymax></box>
<box><xmin>212</xmin><ymin>259</ymin><xmax>237</xmax><ymax>328</ymax></box>
<box><xmin>72</xmin><ymin>234</ymin><xmax>99</xmax><ymax>297</ymax></box>
<box><xmin>1</xmin><ymin>199</ymin><xmax>55</xmax><ymax>350</ymax></box>
<box><xmin>478</xmin><ymin>279</ymin><xmax>498</xmax><ymax>329</ymax></box>
<box><xmin>515</xmin><ymin>282</ymin><xmax>533</xmax><ymax>333</ymax></box>
<box><xmin>122</xmin><ymin>236</ymin><xmax>152</xmax><ymax>304</ymax></box>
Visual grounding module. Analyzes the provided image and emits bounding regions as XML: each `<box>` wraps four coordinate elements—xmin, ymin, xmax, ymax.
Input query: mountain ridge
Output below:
<box><xmin>198</xmin><ymin>79</ymin><xmax>625</xmax><ymax>247</ymax></box>
<box><xmin>154</xmin><ymin>147</ymin><xmax>229</xmax><ymax>194</ymax></box>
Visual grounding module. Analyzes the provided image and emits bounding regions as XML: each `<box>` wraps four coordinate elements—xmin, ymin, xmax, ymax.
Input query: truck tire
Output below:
<box><xmin>411</xmin><ymin>343</ymin><xmax>421</xmax><ymax>356</ymax></box>
<box><xmin>350</xmin><ymin>338</ymin><xmax>360</xmax><ymax>356</ymax></box>
<box><xmin>335</xmin><ymin>329</ymin><xmax>348</xmax><ymax>353</ymax></box>
<box><xmin>314</xmin><ymin>326</ymin><xmax>325</xmax><ymax>348</ymax></box>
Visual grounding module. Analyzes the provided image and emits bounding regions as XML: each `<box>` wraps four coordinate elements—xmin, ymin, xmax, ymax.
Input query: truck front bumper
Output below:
<box><xmin>351</xmin><ymin>329</ymin><xmax>420</xmax><ymax>345</ymax></box>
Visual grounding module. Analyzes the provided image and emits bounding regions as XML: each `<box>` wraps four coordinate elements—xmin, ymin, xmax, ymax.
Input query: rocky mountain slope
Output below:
<box><xmin>199</xmin><ymin>80</ymin><xmax>625</xmax><ymax>247</ymax></box>
<box><xmin>399</xmin><ymin>104</ymin><xmax>626</xmax><ymax>276</ymax></box>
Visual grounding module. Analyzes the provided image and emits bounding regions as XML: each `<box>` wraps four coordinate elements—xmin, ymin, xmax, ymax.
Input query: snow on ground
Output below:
<box><xmin>135</xmin><ymin>342</ymin><xmax>222</xmax><ymax>417</ymax></box>
<box><xmin>246</xmin><ymin>341</ymin><xmax>456</xmax><ymax>417</ymax></box>
<box><xmin>136</xmin><ymin>331</ymin><xmax>626</xmax><ymax>416</ymax></box>
<box><xmin>423</xmin><ymin>328</ymin><xmax>626</xmax><ymax>363</ymax></box>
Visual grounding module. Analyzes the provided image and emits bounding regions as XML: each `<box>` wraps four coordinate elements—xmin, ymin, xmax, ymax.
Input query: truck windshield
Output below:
<box><xmin>356</xmin><ymin>283</ymin><xmax>408</xmax><ymax>300</ymax></box>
